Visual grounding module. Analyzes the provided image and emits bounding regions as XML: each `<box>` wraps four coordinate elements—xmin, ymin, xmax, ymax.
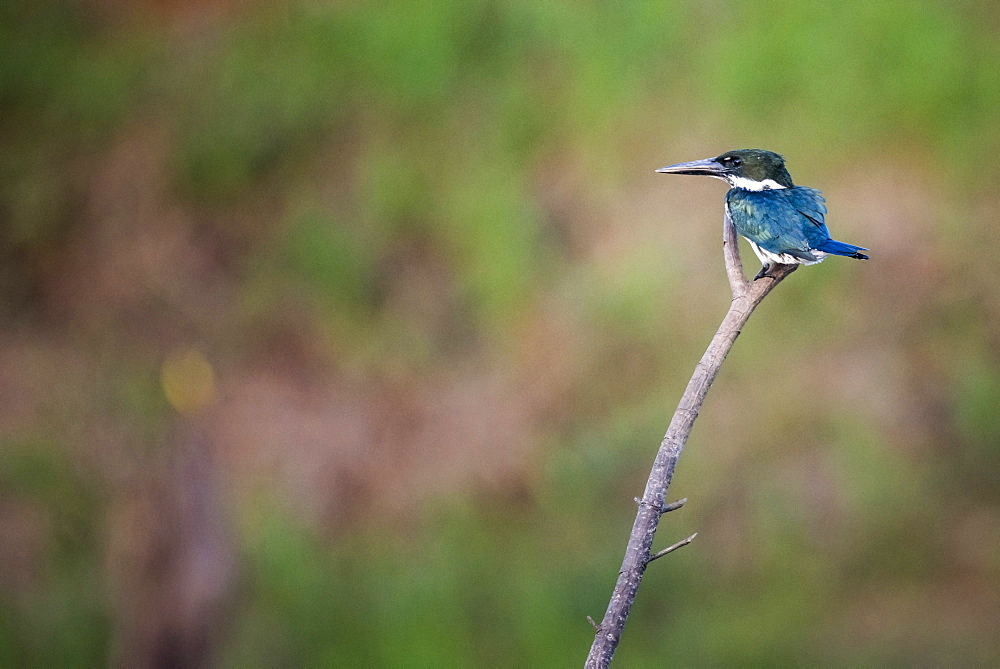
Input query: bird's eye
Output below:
<box><xmin>730</xmin><ymin>157</ymin><xmax>742</xmax><ymax>167</ymax></box>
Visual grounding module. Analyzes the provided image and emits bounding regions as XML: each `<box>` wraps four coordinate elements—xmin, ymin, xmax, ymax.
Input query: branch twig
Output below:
<box><xmin>658</xmin><ymin>498</ymin><xmax>687</xmax><ymax>514</ymax></box>
<box><xmin>646</xmin><ymin>533</ymin><xmax>697</xmax><ymax>564</ymax></box>
<box><xmin>585</xmin><ymin>213</ymin><xmax>797</xmax><ymax>668</ymax></box>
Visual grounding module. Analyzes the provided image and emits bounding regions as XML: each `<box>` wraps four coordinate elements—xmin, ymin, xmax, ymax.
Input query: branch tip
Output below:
<box><xmin>661</xmin><ymin>498</ymin><xmax>687</xmax><ymax>513</ymax></box>
<box><xmin>587</xmin><ymin>615</ymin><xmax>601</xmax><ymax>632</ymax></box>
<box><xmin>646</xmin><ymin>532</ymin><xmax>698</xmax><ymax>564</ymax></box>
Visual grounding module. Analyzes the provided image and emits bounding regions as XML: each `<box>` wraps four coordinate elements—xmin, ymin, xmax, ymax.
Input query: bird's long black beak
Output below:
<box><xmin>655</xmin><ymin>157</ymin><xmax>725</xmax><ymax>177</ymax></box>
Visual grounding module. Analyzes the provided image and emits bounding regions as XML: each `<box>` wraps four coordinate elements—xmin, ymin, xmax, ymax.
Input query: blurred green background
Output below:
<box><xmin>3</xmin><ymin>0</ymin><xmax>1000</xmax><ymax>666</ymax></box>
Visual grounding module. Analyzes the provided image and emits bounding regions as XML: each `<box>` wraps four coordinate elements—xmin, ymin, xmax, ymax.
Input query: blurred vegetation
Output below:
<box><xmin>2</xmin><ymin>0</ymin><xmax>1000</xmax><ymax>666</ymax></box>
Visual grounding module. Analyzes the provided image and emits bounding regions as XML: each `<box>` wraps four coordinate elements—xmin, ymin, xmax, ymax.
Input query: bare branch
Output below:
<box><xmin>646</xmin><ymin>533</ymin><xmax>697</xmax><ymax>564</ymax></box>
<box><xmin>584</xmin><ymin>216</ymin><xmax>797</xmax><ymax>669</ymax></box>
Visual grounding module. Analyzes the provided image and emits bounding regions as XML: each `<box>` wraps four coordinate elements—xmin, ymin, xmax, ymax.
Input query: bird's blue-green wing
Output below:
<box><xmin>726</xmin><ymin>187</ymin><xmax>830</xmax><ymax>255</ymax></box>
<box><xmin>786</xmin><ymin>187</ymin><xmax>830</xmax><ymax>243</ymax></box>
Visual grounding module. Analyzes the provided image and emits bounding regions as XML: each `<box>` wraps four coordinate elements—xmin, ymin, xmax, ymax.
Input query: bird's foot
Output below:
<box><xmin>753</xmin><ymin>264</ymin><xmax>773</xmax><ymax>281</ymax></box>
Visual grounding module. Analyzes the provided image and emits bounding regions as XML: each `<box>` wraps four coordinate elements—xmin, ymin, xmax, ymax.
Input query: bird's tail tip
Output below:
<box><xmin>817</xmin><ymin>239</ymin><xmax>870</xmax><ymax>260</ymax></box>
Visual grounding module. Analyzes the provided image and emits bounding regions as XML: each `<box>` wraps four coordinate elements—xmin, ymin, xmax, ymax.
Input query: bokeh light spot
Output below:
<box><xmin>161</xmin><ymin>348</ymin><xmax>216</xmax><ymax>414</ymax></box>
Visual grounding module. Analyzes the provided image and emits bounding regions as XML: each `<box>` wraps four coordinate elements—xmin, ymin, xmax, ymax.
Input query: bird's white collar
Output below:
<box><xmin>727</xmin><ymin>176</ymin><xmax>787</xmax><ymax>191</ymax></box>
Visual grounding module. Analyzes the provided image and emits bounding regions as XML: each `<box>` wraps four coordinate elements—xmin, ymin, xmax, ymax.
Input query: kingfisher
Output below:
<box><xmin>656</xmin><ymin>149</ymin><xmax>869</xmax><ymax>279</ymax></box>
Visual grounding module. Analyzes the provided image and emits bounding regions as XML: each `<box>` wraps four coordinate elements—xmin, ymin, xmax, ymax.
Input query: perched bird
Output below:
<box><xmin>656</xmin><ymin>149</ymin><xmax>868</xmax><ymax>279</ymax></box>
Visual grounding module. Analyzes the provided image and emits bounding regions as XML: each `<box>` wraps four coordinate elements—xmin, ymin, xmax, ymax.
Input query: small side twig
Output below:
<box><xmin>646</xmin><ymin>533</ymin><xmax>697</xmax><ymax>564</ymax></box>
<box><xmin>659</xmin><ymin>498</ymin><xmax>687</xmax><ymax>514</ymax></box>
<box><xmin>634</xmin><ymin>497</ymin><xmax>687</xmax><ymax>515</ymax></box>
<box><xmin>585</xmin><ymin>212</ymin><xmax>797</xmax><ymax>668</ymax></box>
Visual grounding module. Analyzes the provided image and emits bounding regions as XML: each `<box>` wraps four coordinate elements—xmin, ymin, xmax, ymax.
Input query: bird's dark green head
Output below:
<box><xmin>656</xmin><ymin>149</ymin><xmax>794</xmax><ymax>191</ymax></box>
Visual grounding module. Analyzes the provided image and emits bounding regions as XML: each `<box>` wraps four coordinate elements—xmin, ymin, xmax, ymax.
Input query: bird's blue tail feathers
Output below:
<box><xmin>816</xmin><ymin>239</ymin><xmax>869</xmax><ymax>260</ymax></box>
